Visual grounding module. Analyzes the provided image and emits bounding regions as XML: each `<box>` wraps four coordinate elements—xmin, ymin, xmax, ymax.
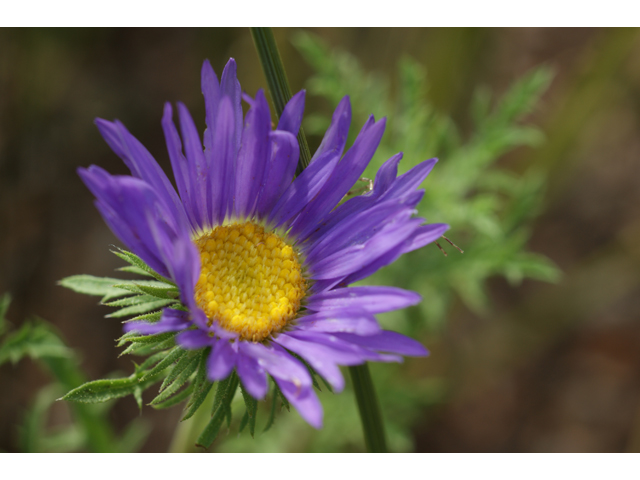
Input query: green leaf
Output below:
<box><xmin>0</xmin><ymin>320</ymin><xmax>75</xmax><ymax>366</ymax></box>
<box><xmin>152</xmin><ymin>382</ymin><xmax>195</xmax><ymax>410</ymax></box>
<box><xmin>263</xmin><ymin>380</ymin><xmax>279</xmax><ymax>433</ymax></box>
<box><xmin>239</xmin><ymin>410</ymin><xmax>249</xmax><ymax>433</ymax></box>
<box><xmin>158</xmin><ymin>351</ymin><xmax>199</xmax><ymax>394</ymax></box>
<box><xmin>138</xmin><ymin>346</ymin><xmax>187</xmax><ymax>381</ymax></box>
<box><xmin>58</xmin><ymin>275</ymin><xmax>131</xmax><ymax>301</ymax></box>
<box><xmin>117</xmin><ymin>331</ymin><xmax>175</xmax><ymax>347</ymax></box>
<box><xmin>112</xmin><ymin>283</ymin><xmax>179</xmax><ymax>300</ymax></box>
<box><xmin>61</xmin><ymin>374</ymin><xmax>160</xmax><ymax>404</ymax></box>
<box><xmin>196</xmin><ymin>372</ymin><xmax>239</xmax><ymax>449</ymax></box>
<box><xmin>111</xmin><ymin>249</ymin><xmax>175</xmax><ymax>285</ymax></box>
<box><xmin>182</xmin><ymin>350</ymin><xmax>214</xmax><ymax>421</ymax></box>
<box><xmin>239</xmin><ymin>383</ymin><xmax>258</xmax><ymax>438</ymax></box>
<box><xmin>106</xmin><ymin>298</ymin><xmax>176</xmax><ymax>318</ymax></box>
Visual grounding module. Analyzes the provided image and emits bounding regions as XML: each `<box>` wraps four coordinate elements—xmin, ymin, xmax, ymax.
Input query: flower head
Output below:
<box><xmin>79</xmin><ymin>58</ymin><xmax>448</xmax><ymax>428</ymax></box>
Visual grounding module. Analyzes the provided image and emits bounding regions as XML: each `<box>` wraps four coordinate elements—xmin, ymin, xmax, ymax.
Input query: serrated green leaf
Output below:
<box><xmin>263</xmin><ymin>380</ymin><xmax>279</xmax><ymax>433</ymax></box>
<box><xmin>58</xmin><ymin>275</ymin><xmax>131</xmax><ymax>301</ymax></box>
<box><xmin>105</xmin><ymin>294</ymin><xmax>159</xmax><ymax>308</ymax></box>
<box><xmin>239</xmin><ymin>383</ymin><xmax>257</xmax><ymax>438</ymax></box>
<box><xmin>197</xmin><ymin>372</ymin><xmax>239</xmax><ymax>449</ymax></box>
<box><xmin>112</xmin><ymin>283</ymin><xmax>179</xmax><ymax>300</ymax></box>
<box><xmin>239</xmin><ymin>410</ymin><xmax>249</xmax><ymax>433</ymax></box>
<box><xmin>124</xmin><ymin>311</ymin><xmax>163</xmax><ymax>324</ymax></box>
<box><xmin>272</xmin><ymin>378</ymin><xmax>290</xmax><ymax>412</ymax></box>
<box><xmin>152</xmin><ymin>382</ymin><xmax>195</xmax><ymax>410</ymax></box>
<box><xmin>138</xmin><ymin>346</ymin><xmax>186</xmax><ymax>382</ymax></box>
<box><xmin>117</xmin><ymin>331</ymin><xmax>175</xmax><ymax>347</ymax></box>
<box><xmin>61</xmin><ymin>374</ymin><xmax>160</xmax><ymax>403</ymax></box>
<box><xmin>112</xmin><ymin>249</ymin><xmax>175</xmax><ymax>285</ymax></box>
<box><xmin>159</xmin><ymin>351</ymin><xmax>199</xmax><ymax>393</ymax></box>
<box><xmin>182</xmin><ymin>350</ymin><xmax>213</xmax><ymax>421</ymax></box>
<box><xmin>117</xmin><ymin>265</ymin><xmax>154</xmax><ymax>277</ymax></box>
<box><xmin>106</xmin><ymin>298</ymin><xmax>176</xmax><ymax>318</ymax></box>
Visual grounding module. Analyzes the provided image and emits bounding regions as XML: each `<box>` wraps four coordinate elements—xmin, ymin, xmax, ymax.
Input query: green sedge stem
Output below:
<box><xmin>349</xmin><ymin>364</ymin><xmax>388</xmax><ymax>453</ymax></box>
<box><xmin>250</xmin><ymin>27</ymin><xmax>311</xmax><ymax>175</ymax></box>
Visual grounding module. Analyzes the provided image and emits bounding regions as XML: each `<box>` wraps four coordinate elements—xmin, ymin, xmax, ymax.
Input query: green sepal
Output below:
<box><xmin>61</xmin><ymin>374</ymin><xmax>161</xmax><ymax>404</ymax></box>
<box><xmin>182</xmin><ymin>350</ymin><xmax>213</xmax><ymax>421</ymax></box>
<box><xmin>123</xmin><ymin>311</ymin><xmax>163</xmax><ymax>324</ymax></box>
<box><xmin>263</xmin><ymin>379</ymin><xmax>279</xmax><ymax>433</ymax></box>
<box><xmin>151</xmin><ymin>382</ymin><xmax>195</xmax><ymax>410</ymax></box>
<box><xmin>137</xmin><ymin>346</ymin><xmax>186</xmax><ymax>382</ymax></box>
<box><xmin>158</xmin><ymin>351</ymin><xmax>199</xmax><ymax>393</ymax></box>
<box><xmin>272</xmin><ymin>379</ymin><xmax>290</xmax><ymax>412</ymax></box>
<box><xmin>112</xmin><ymin>283</ymin><xmax>179</xmax><ymax>300</ymax></box>
<box><xmin>239</xmin><ymin>383</ymin><xmax>258</xmax><ymax>438</ymax></box>
<box><xmin>239</xmin><ymin>410</ymin><xmax>249</xmax><ymax>434</ymax></box>
<box><xmin>111</xmin><ymin>248</ymin><xmax>176</xmax><ymax>286</ymax></box>
<box><xmin>117</xmin><ymin>331</ymin><xmax>175</xmax><ymax>347</ymax></box>
<box><xmin>196</xmin><ymin>372</ymin><xmax>239</xmax><ymax>449</ymax></box>
<box><xmin>118</xmin><ymin>334</ymin><xmax>176</xmax><ymax>358</ymax></box>
<box><xmin>58</xmin><ymin>275</ymin><xmax>132</xmax><ymax>302</ymax></box>
<box><xmin>117</xmin><ymin>265</ymin><xmax>151</xmax><ymax>277</ymax></box>
<box><xmin>106</xmin><ymin>298</ymin><xmax>176</xmax><ymax>318</ymax></box>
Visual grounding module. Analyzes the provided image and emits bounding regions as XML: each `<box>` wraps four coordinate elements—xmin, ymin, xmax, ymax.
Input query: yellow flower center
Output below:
<box><xmin>193</xmin><ymin>222</ymin><xmax>306</xmax><ymax>342</ymax></box>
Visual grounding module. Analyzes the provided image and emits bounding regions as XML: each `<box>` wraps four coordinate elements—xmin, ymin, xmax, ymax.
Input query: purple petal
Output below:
<box><xmin>310</xmin><ymin>96</ymin><xmax>351</xmax><ymax>162</ymax></box>
<box><xmin>255</xmin><ymin>130</ymin><xmax>299</xmax><ymax>219</ymax></box>
<box><xmin>274</xmin><ymin>333</ymin><xmax>346</xmax><ymax>391</ymax></box>
<box><xmin>379</xmin><ymin>157</ymin><xmax>438</xmax><ymax>202</ymax></box>
<box><xmin>286</xmin><ymin>330</ymin><xmax>402</xmax><ymax>364</ymax></box>
<box><xmin>295</xmin><ymin>308</ymin><xmax>381</xmax><ymax>335</ymax></box>
<box><xmin>237</xmin><ymin>352</ymin><xmax>268</xmax><ymax>399</ymax></box>
<box><xmin>206</xmin><ymin>339</ymin><xmax>237</xmax><ymax>381</ymax></box>
<box><xmin>124</xmin><ymin>308</ymin><xmax>190</xmax><ymax>335</ymax></box>
<box><xmin>161</xmin><ymin>103</ymin><xmax>198</xmax><ymax>230</ymax></box>
<box><xmin>310</xmin><ymin>213</ymin><xmax>420</xmax><ymax>280</ymax></box>
<box><xmin>335</xmin><ymin>330</ymin><xmax>429</xmax><ymax>357</ymax></box>
<box><xmin>239</xmin><ymin>342</ymin><xmax>311</xmax><ymax>388</ymax></box>
<box><xmin>306</xmin><ymin>286</ymin><xmax>422</xmax><ymax>314</ymax></box>
<box><xmin>290</xmin><ymin>117</ymin><xmax>387</xmax><ymax>241</ymax></box>
<box><xmin>201</xmin><ymin>59</ymin><xmax>221</xmax><ymax>158</ymax></box>
<box><xmin>267</xmin><ymin>149</ymin><xmax>340</xmax><ymax>228</ymax></box>
<box><xmin>94</xmin><ymin>118</ymin><xmax>187</xmax><ymax>230</ymax></box>
<box><xmin>79</xmin><ymin>167</ymin><xmax>173</xmax><ymax>278</ymax></box>
<box><xmin>306</xmin><ymin>153</ymin><xmax>403</xmax><ymax>245</ymax></box>
<box><xmin>177</xmin><ymin>102</ymin><xmax>209</xmax><ymax>229</ymax></box>
<box><xmin>277</xmin><ymin>90</ymin><xmax>306</xmax><ymax>136</ymax></box>
<box><xmin>401</xmin><ymin>223</ymin><xmax>449</xmax><ymax>254</ymax></box>
<box><xmin>234</xmin><ymin>89</ymin><xmax>271</xmax><ymax>218</ymax></box>
<box><xmin>210</xmin><ymin>96</ymin><xmax>237</xmax><ymax>224</ymax></box>
<box><xmin>219</xmin><ymin>58</ymin><xmax>243</xmax><ymax>152</ymax></box>
<box><xmin>304</xmin><ymin>196</ymin><xmax>415</xmax><ymax>264</ymax></box>
<box><xmin>274</xmin><ymin>379</ymin><xmax>323</xmax><ymax>429</ymax></box>
<box><xmin>176</xmin><ymin>329</ymin><xmax>213</xmax><ymax>350</ymax></box>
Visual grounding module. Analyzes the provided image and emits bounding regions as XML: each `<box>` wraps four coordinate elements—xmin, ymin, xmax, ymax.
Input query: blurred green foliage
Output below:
<box><xmin>0</xmin><ymin>293</ymin><xmax>149</xmax><ymax>452</ymax></box>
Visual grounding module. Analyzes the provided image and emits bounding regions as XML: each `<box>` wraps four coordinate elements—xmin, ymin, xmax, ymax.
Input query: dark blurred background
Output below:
<box><xmin>2</xmin><ymin>27</ymin><xmax>640</xmax><ymax>452</ymax></box>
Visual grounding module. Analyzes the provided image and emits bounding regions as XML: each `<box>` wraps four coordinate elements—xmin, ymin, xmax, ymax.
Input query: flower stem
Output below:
<box><xmin>251</xmin><ymin>27</ymin><xmax>388</xmax><ymax>453</ymax></box>
<box><xmin>250</xmin><ymin>27</ymin><xmax>311</xmax><ymax>174</ymax></box>
<box><xmin>349</xmin><ymin>364</ymin><xmax>388</xmax><ymax>452</ymax></box>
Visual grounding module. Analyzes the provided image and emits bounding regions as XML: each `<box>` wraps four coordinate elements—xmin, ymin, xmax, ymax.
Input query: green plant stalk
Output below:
<box><xmin>349</xmin><ymin>364</ymin><xmax>388</xmax><ymax>452</ymax></box>
<box><xmin>251</xmin><ymin>26</ymin><xmax>388</xmax><ymax>453</ymax></box>
<box><xmin>250</xmin><ymin>27</ymin><xmax>311</xmax><ymax>174</ymax></box>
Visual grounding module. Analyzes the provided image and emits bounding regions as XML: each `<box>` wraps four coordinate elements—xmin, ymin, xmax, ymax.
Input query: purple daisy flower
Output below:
<box><xmin>79</xmin><ymin>58</ymin><xmax>448</xmax><ymax>429</ymax></box>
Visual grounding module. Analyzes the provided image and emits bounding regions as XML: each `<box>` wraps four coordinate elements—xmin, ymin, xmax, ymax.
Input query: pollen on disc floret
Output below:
<box><xmin>193</xmin><ymin>222</ymin><xmax>306</xmax><ymax>342</ymax></box>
